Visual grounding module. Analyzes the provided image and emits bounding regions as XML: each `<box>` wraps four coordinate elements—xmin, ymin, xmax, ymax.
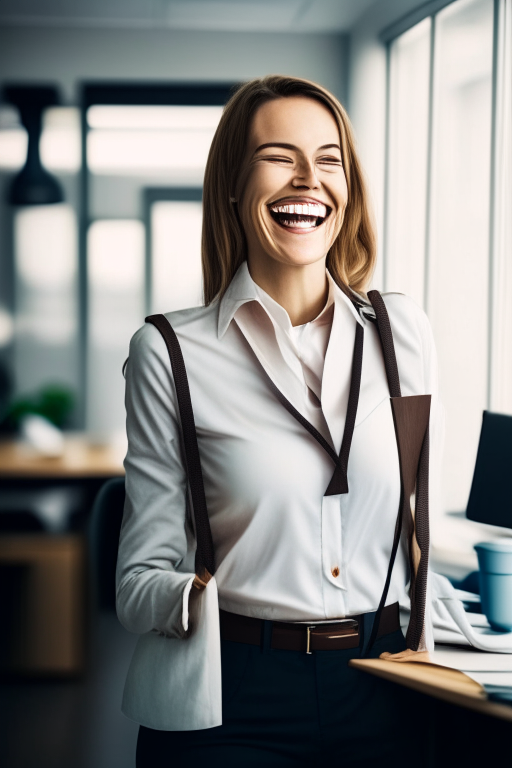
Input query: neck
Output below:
<box><xmin>247</xmin><ymin>256</ymin><xmax>328</xmax><ymax>327</ymax></box>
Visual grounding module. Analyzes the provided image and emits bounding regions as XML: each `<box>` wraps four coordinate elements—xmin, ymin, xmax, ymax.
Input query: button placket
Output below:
<box><xmin>321</xmin><ymin>495</ymin><xmax>346</xmax><ymax>618</ymax></box>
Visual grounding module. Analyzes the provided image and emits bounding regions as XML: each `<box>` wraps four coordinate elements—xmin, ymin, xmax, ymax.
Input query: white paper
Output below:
<box><xmin>431</xmin><ymin>646</ymin><xmax>512</xmax><ymax>672</ymax></box>
<box><xmin>464</xmin><ymin>671</ymin><xmax>512</xmax><ymax>687</ymax></box>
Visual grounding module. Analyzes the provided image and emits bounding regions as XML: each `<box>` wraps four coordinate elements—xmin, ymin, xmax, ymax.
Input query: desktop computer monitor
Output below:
<box><xmin>466</xmin><ymin>411</ymin><xmax>512</xmax><ymax>529</ymax></box>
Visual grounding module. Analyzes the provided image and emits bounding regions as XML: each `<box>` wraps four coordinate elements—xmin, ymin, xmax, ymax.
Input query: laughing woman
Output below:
<box><xmin>117</xmin><ymin>75</ymin><xmax>440</xmax><ymax>768</ymax></box>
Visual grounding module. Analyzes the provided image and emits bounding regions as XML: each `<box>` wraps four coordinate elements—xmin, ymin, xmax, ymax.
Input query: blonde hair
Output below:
<box><xmin>202</xmin><ymin>75</ymin><xmax>376</xmax><ymax>304</ymax></box>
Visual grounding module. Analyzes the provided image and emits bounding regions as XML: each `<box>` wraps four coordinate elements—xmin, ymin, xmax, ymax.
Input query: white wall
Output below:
<box><xmin>0</xmin><ymin>26</ymin><xmax>348</xmax><ymax>103</ymax></box>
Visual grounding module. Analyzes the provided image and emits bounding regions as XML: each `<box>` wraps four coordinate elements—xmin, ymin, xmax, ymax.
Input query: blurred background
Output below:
<box><xmin>0</xmin><ymin>0</ymin><xmax>510</xmax><ymax>766</ymax></box>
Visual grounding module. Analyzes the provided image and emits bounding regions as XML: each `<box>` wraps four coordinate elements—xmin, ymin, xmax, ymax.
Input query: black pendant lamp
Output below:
<box><xmin>3</xmin><ymin>85</ymin><xmax>64</xmax><ymax>206</ymax></box>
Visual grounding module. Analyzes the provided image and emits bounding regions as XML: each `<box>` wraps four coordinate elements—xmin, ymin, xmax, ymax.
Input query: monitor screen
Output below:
<box><xmin>466</xmin><ymin>411</ymin><xmax>512</xmax><ymax>528</ymax></box>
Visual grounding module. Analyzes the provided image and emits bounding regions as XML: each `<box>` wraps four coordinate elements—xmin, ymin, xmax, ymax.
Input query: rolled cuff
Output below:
<box><xmin>117</xmin><ymin>568</ymin><xmax>196</xmax><ymax>638</ymax></box>
<box><xmin>182</xmin><ymin>575</ymin><xmax>196</xmax><ymax>633</ymax></box>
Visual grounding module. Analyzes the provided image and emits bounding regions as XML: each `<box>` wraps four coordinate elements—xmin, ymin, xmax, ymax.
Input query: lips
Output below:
<box><xmin>268</xmin><ymin>197</ymin><xmax>331</xmax><ymax>232</ymax></box>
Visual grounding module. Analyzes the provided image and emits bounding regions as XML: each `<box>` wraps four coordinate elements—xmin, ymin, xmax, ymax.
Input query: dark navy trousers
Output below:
<box><xmin>136</xmin><ymin>628</ymin><xmax>427</xmax><ymax>767</ymax></box>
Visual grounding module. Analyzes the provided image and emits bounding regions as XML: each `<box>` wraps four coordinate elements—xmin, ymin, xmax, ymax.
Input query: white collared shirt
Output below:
<box><xmin>117</xmin><ymin>261</ymin><xmax>444</xmax><ymax>729</ymax></box>
<box><xmin>255</xmin><ymin>274</ymin><xmax>334</xmax><ymax>389</ymax></box>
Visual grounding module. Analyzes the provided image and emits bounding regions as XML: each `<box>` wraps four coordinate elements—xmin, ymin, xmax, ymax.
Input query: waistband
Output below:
<box><xmin>219</xmin><ymin>602</ymin><xmax>400</xmax><ymax>653</ymax></box>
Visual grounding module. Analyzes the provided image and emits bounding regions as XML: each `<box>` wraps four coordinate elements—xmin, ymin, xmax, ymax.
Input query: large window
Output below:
<box><xmin>0</xmin><ymin>87</ymin><xmax>232</xmax><ymax>437</ymax></box>
<box><xmin>384</xmin><ymin>0</ymin><xmax>512</xmax><ymax>536</ymax></box>
<box><xmin>144</xmin><ymin>189</ymin><xmax>203</xmax><ymax>315</ymax></box>
<box><xmin>385</xmin><ymin>17</ymin><xmax>431</xmax><ymax>307</ymax></box>
<box><xmin>428</xmin><ymin>0</ymin><xmax>494</xmax><ymax>514</ymax></box>
<box><xmin>81</xmin><ymin>85</ymin><xmax>233</xmax><ymax>442</ymax></box>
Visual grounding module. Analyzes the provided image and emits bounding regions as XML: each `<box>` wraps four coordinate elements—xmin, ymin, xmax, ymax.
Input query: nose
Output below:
<box><xmin>292</xmin><ymin>158</ymin><xmax>320</xmax><ymax>190</ymax></box>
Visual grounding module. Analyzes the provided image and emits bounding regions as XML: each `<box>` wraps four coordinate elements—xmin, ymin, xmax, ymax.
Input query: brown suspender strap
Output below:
<box><xmin>325</xmin><ymin>323</ymin><xmax>364</xmax><ymax>495</ymax></box>
<box><xmin>264</xmin><ymin>377</ymin><xmax>340</xmax><ymax>466</ymax></box>
<box><xmin>145</xmin><ymin>314</ymin><xmax>215</xmax><ymax>579</ymax></box>
<box><xmin>257</xmin><ymin>321</ymin><xmax>364</xmax><ymax>496</ymax></box>
<box><xmin>366</xmin><ymin>291</ymin><xmax>430</xmax><ymax>654</ymax></box>
<box><xmin>406</xmin><ymin>426</ymin><xmax>430</xmax><ymax>649</ymax></box>
<box><xmin>367</xmin><ymin>291</ymin><xmax>401</xmax><ymax>399</ymax></box>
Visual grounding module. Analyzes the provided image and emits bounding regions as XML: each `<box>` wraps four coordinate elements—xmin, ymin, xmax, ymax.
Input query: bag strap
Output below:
<box><xmin>145</xmin><ymin>314</ymin><xmax>215</xmax><ymax>579</ymax></box>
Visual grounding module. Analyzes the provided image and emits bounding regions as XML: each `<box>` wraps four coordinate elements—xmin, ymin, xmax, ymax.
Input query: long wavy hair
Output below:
<box><xmin>202</xmin><ymin>75</ymin><xmax>376</xmax><ymax>304</ymax></box>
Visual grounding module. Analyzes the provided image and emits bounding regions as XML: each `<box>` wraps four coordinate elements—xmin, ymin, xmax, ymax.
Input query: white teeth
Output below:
<box><xmin>270</xmin><ymin>202</ymin><xmax>327</xmax><ymax>218</ymax></box>
<box><xmin>279</xmin><ymin>218</ymin><xmax>317</xmax><ymax>229</ymax></box>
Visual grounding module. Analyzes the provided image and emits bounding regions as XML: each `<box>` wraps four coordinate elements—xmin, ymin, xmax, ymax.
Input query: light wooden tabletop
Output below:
<box><xmin>350</xmin><ymin>656</ymin><xmax>512</xmax><ymax>722</ymax></box>
<box><xmin>0</xmin><ymin>436</ymin><xmax>125</xmax><ymax>478</ymax></box>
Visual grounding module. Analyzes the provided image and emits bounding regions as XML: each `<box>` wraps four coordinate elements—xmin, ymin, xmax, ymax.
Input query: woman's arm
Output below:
<box><xmin>116</xmin><ymin>322</ymin><xmax>196</xmax><ymax>638</ymax></box>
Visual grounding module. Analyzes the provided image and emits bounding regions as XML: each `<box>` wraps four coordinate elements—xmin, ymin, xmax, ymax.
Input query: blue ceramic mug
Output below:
<box><xmin>474</xmin><ymin>540</ymin><xmax>512</xmax><ymax>631</ymax></box>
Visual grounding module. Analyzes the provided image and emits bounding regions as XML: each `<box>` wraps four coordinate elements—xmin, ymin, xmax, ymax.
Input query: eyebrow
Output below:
<box><xmin>254</xmin><ymin>142</ymin><xmax>341</xmax><ymax>153</ymax></box>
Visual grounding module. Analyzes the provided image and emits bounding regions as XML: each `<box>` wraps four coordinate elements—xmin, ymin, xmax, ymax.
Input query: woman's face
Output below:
<box><xmin>237</xmin><ymin>96</ymin><xmax>348</xmax><ymax>272</ymax></box>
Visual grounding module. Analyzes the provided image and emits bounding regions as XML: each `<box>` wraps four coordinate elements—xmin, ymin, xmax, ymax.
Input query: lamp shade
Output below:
<box><xmin>3</xmin><ymin>85</ymin><xmax>64</xmax><ymax>205</ymax></box>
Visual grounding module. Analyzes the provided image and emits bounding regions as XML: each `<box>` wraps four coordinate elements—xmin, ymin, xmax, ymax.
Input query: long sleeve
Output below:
<box><xmin>116</xmin><ymin>322</ymin><xmax>195</xmax><ymax>638</ymax></box>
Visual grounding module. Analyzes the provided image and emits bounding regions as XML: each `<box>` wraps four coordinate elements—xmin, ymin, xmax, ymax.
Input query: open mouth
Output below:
<box><xmin>268</xmin><ymin>201</ymin><xmax>331</xmax><ymax>232</ymax></box>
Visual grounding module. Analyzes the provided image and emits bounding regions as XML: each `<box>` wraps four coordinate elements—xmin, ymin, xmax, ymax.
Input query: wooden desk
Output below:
<box><xmin>350</xmin><ymin>655</ymin><xmax>512</xmax><ymax>722</ymax></box>
<box><xmin>0</xmin><ymin>436</ymin><xmax>125</xmax><ymax>478</ymax></box>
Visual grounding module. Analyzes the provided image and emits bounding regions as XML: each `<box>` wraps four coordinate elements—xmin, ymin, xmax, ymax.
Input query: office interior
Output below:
<box><xmin>0</xmin><ymin>0</ymin><xmax>511</xmax><ymax>765</ymax></box>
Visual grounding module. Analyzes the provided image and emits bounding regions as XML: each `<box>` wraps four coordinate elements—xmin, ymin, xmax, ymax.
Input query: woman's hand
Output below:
<box><xmin>186</xmin><ymin>569</ymin><xmax>213</xmax><ymax>637</ymax></box>
<box><xmin>192</xmin><ymin>569</ymin><xmax>213</xmax><ymax>592</ymax></box>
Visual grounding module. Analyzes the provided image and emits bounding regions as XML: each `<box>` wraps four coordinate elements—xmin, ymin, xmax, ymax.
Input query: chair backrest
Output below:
<box><xmin>89</xmin><ymin>477</ymin><xmax>125</xmax><ymax>611</ymax></box>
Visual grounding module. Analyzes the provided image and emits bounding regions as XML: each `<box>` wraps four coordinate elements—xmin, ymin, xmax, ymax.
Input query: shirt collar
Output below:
<box><xmin>217</xmin><ymin>261</ymin><xmax>365</xmax><ymax>339</ymax></box>
<box><xmin>217</xmin><ymin>261</ymin><xmax>260</xmax><ymax>338</ymax></box>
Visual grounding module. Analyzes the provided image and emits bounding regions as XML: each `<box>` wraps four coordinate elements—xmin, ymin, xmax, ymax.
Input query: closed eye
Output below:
<box><xmin>257</xmin><ymin>154</ymin><xmax>294</xmax><ymax>164</ymax></box>
<box><xmin>318</xmin><ymin>156</ymin><xmax>342</xmax><ymax>166</ymax></box>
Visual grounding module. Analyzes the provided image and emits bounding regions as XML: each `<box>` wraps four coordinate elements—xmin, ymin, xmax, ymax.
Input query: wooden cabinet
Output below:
<box><xmin>0</xmin><ymin>535</ymin><xmax>86</xmax><ymax>675</ymax></box>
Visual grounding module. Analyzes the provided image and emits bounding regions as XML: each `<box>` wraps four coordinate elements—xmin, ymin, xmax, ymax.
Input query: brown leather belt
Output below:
<box><xmin>220</xmin><ymin>602</ymin><xmax>400</xmax><ymax>653</ymax></box>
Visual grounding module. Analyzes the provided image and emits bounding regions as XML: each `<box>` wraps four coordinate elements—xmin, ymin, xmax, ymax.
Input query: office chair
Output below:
<box><xmin>89</xmin><ymin>477</ymin><xmax>125</xmax><ymax>611</ymax></box>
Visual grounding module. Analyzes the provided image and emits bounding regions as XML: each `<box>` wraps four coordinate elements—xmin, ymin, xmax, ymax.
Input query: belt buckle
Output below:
<box><xmin>306</xmin><ymin>619</ymin><xmax>359</xmax><ymax>654</ymax></box>
<box><xmin>306</xmin><ymin>625</ymin><xmax>316</xmax><ymax>655</ymax></box>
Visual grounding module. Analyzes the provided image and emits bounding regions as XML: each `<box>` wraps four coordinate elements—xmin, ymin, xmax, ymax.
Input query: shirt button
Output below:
<box><xmin>331</xmin><ymin>567</ymin><xmax>340</xmax><ymax>578</ymax></box>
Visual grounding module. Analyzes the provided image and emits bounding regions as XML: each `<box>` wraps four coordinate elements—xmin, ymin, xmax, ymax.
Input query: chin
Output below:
<box><xmin>270</xmin><ymin>230</ymin><xmax>332</xmax><ymax>265</ymax></box>
<box><xmin>270</xmin><ymin>243</ymin><xmax>330</xmax><ymax>268</ymax></box>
